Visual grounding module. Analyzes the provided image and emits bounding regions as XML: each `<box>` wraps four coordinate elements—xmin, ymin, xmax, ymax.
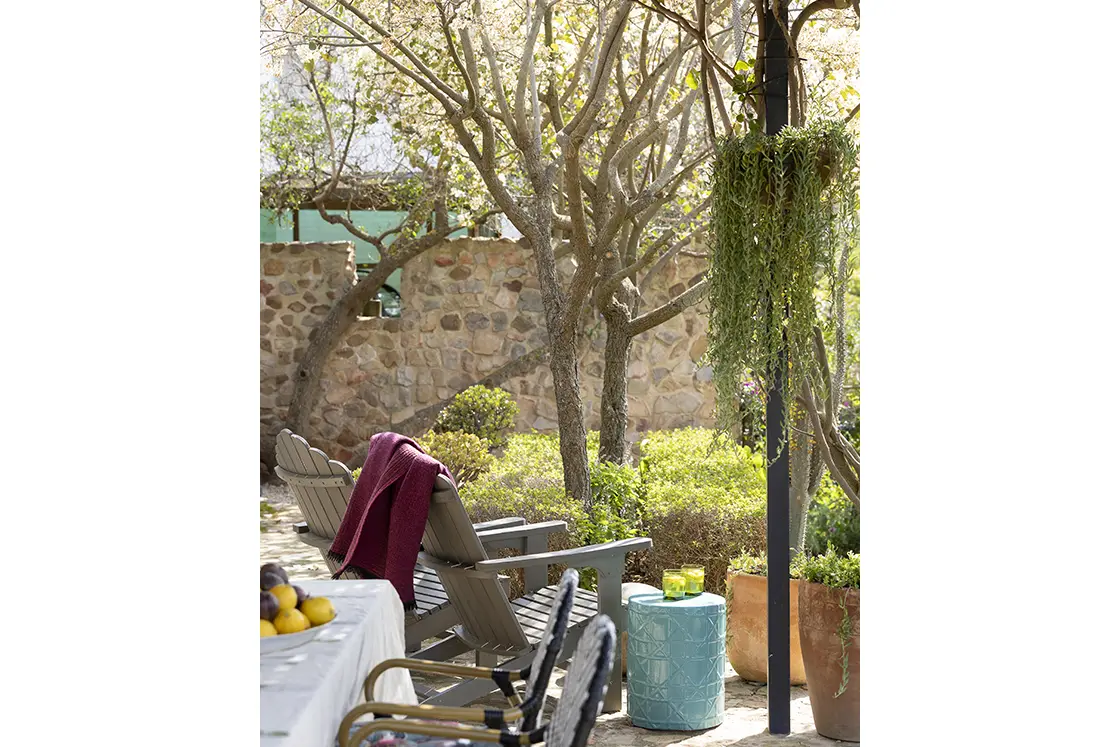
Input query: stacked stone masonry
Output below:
<box><xmin>261</xmin><ymin>240</ymin><xmax>716</xmax><ymax>465</ymax></box>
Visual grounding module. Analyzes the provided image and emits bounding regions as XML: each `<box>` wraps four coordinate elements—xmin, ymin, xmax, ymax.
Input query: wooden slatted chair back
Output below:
<box><xmin>422</xmin><ymin>475</ymin><xmax>531</xmax><ymax>656</ymax></box>
<box><xmin>274</xmin><ymin>427</ymin><xmax>353</xmax><ymax>544</ymax></box>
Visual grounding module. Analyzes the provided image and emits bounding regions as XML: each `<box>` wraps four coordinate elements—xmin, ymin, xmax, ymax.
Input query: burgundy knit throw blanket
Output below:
<box><xmin>327</xmin><ymin>432</ymin><xmax>451</xmax><ymax>611</ymax></box>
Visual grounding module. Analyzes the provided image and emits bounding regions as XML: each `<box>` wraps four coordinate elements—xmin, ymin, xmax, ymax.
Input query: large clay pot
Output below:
<box><xmin>798</xmin><ymin>582</ymin><xmax>860</xmax><ymax>742</ymax></box>
<box><xmin>725</xmin><ymin>572</ymin><xmax>806</xmax><ymax>684</ymax></box>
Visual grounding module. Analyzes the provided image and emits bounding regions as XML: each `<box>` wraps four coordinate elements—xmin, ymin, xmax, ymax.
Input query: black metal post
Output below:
<box><xmin>763</xmin><ymin>0</ymin><xmax>791</xmax><ymax>736</ymax></box>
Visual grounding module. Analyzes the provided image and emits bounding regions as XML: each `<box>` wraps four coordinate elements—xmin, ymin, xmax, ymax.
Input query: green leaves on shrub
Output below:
<box><xmin>806</xmin><ymin>474</ymin><xmax>860</xmax><ymax>556</ymax></box>
<box><xmin>638</xmin><ymin>428</ymin><xmax>767</xmax><ymax>594</ymax></box>
<box><xmin>433</xmin><ymin>385</ymin><xmax>520</xmax><ymax>448</ymax></box>
<box><xmin>728</xmin><ymin>551</ymin><xmax>809</xmax><ymax>579</ymax></box>
<box><xmin>799</xmin><ymin>545</ymin><xmax>860</xmax><ymax>589</ymax></box>
<box><xmin>417</xmin><ymin>431</ymin><xmax>496</xmax><ymax>485</ymax></box>
<box><xmin>728</xmin><ymin>552</ymin><xmax>769</xmax><ymax>577</ymax></box>
<box><xmin>588</xmin><ymin>459</ymin><xmax>644</xmax><ymax>545</ymax></box>
<box><xmin>639</xmin><ymin>427</ymin><xmax>766</xmax><ymax>498</ymax></box>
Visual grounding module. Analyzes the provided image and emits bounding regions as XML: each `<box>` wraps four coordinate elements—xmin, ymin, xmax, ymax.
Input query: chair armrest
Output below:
<box><xmin>291</xmin><ymin>524</ymin><xmax>333</xmax><ymax>553</ymax></box>
<box><xmin>474</xmin><ymin>537</ymin><xmax>651</xmax><ymax>573</ymax></box>
<box><xmin>471</xmin><ymin>517</ymin><xmax>527</xmax><ymax>532</ymax></box>
<box><xmin>475</xmin><ymin>520</ymin><xmax>568</xmax><ymax>549</ymax></box>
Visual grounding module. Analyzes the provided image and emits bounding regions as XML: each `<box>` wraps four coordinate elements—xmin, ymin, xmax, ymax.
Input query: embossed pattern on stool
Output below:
<box><xmin>626</xmin><ymin>593</ymin><xmax>726</xmax><ymax>731</ymax></box>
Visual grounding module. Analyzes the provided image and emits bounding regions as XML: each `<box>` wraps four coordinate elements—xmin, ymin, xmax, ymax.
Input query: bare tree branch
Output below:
<box><xmin>628</xmin><ymin>276</ymin><xmax>709</xmax><ymax>336</ymax></box>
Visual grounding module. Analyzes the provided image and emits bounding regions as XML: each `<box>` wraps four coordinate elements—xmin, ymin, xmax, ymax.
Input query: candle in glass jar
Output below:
<box><xmin>663</xmin><ymin>569</ymin><xmax>686</xmax><ymax>599</ymax></box>
<box><xmin>682</xmin><ymin>565</ymin><xmax>705</xmax><ymax>595</ymax></box>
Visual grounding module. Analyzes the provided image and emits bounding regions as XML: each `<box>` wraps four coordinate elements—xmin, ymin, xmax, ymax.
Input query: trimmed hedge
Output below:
<box><xmin>638</xmin><ymin>428</ymin><xmax>767</xmax><ymax>594</ymax></box>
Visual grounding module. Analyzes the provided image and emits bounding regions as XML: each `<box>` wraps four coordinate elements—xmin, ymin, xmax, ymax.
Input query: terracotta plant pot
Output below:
<box><xmin>798</xmin><ymin>582</ymin><xmax>860</xmax><ymax>742</ymax></box>
<box><xmin>725</xmin><ymin>572</ymin><xmax>806</xmax><ymax>685</ymax></box>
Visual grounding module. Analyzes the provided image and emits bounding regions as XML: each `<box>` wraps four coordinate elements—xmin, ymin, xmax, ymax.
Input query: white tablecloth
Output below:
<box><xmin>261</xmin><ymin>580</ymin><xmax>418</xmax><ymax>747</ymax></box>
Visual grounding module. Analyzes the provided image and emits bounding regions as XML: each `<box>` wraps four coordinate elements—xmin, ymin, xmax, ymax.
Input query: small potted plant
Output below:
<box><xmin>798</xmin><ymin>546</ymin><xmax>860</xmax><ymax>742</ymax></box>
<box><xmin>725</xmin><ymin>553</ymin><xmax>807</xmax><ymax>685</ymax></box>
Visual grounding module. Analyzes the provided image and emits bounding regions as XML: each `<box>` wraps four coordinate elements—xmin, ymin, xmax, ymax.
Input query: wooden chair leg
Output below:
<box><xmin>596</xmin><ymin>561</ymin><xmax>625</xmax><ymax>713</ymax></box>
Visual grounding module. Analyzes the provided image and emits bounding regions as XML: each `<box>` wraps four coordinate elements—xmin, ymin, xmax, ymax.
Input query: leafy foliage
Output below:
<box><xmin>708</xmin><ymin>120</ymin><xmax>859</xmax><ymax>434</ymax></box>
<box><xmin>806</xmin><ymin>474</ymin><xmax>860</xmax><ymax>556</ymax></box>
<box><xmin>728</xmin><ymin>551</ymin><xmax>808</xmax><ymax>578</ymax></box>
<box><xmin>416</xmin><ymin>431</ymin><xmax>496</xmax><ymax>485</ymax></box>
<box><xmin>588</xmin><ymin>459</ymin><xmax>644</xmax><ymax>542</ymax></box>
<box><xmin>799</xmin><ymin>545</ymin><xmax>860</xmax><ymax>590</ymax></box>
<box><xmin>433</xmin><ymin>385</ymin><xmax>520</xmax><ymax>449</ymax></box>
<box><xmin>639</xmin><ymin>428</ymin><xmax>768</xmax><ymax>593</ymax></box>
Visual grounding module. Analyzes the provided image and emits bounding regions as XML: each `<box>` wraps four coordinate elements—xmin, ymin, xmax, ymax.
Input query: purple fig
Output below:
<box><xmin>261</xmin><ymin>563</ymin><xmax>289</xmax><ymax>585</ymax></box>
<box><xmin>261</xmin><ymin>591</ymin><xmax>280</xmax><ymax>621</ymax></box>
<box><xmin>294</xmin><ymin>586</ymin><xmax>310</xmax><ymax>605</ymax></box>
<box><xmin>261</xmin><ymin>571</ymin><xmax>285</xmax><ymax>591</ymax></box>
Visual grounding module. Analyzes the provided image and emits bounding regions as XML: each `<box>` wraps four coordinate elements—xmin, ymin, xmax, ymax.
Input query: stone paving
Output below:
<box><xmin>259</xmin><ymin>483</ymin><xmax>849</xmax><ymax>746</ymax></box>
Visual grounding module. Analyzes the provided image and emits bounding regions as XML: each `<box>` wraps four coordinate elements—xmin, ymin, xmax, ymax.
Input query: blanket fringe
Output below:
<box><xmin>327</xmin><ymin>550</ymin><xmax>417</xmax><ymax>612</ymax></box>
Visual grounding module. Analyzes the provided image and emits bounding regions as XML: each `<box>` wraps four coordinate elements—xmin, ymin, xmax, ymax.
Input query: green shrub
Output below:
<box><xmin>640</xmin><ymin>427</ymin><xmax>766</xmax><ymax>489</ymax></box>
<box><xmin>417</xmin><ymin>431</ymin><xmax>495</xmax><ymax>484</ymax></box>
<box><xmin>638</xmin><ymin>428</ymin><xmax>767</xmax><ymax>594</ymax></box>
<box><xmin>587</xmin><ymin>458</ymin><xmax>644</xmax><ymax>545</ymax></box>
<box><xmin>799</xmin><ymin>545</ymin><xmax>859</xmax><ymax>589</ymax></box>
<box><xmin>433</xmin><ymin>385</ymin><xmax>520</xmax><ymax>448</ymax></box>
<box><xmin>806</xmin><ymin>474</ymin><xmax>860</xmax><ymax>557</ymax></box>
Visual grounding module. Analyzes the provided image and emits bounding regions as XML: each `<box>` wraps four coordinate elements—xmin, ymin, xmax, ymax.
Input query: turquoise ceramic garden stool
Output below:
<box><xmin>627</xmin><ymin>592</ymin><xmax>726</xmax><ymax>730</ymax></box>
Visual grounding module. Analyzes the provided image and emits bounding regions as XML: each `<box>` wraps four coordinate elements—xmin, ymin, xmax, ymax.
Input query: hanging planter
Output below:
<box><xmin>707</xmin><ymin>119</ymin><xmax>859</xmax><ymax>432</ymax></box>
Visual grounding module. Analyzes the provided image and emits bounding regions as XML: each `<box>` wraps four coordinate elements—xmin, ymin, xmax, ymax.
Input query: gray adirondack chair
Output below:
<box><xmin>417</xmin><ymin>472</ymin><xmax>651</xmax><ymax>713</ymax></box>
<box><xmin>273</xmin><ymin>429</ymin><xmax>552</xmax><ymax>660</ymax></box>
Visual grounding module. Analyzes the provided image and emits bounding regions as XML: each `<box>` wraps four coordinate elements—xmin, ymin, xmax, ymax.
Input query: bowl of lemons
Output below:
<box><xmin>260</xmin><ymin>562</ymin><xmax>337</xmax><ymax>654</ymax></box>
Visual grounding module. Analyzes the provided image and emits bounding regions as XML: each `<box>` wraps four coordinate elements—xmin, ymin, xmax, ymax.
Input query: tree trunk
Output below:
<box><xmin>789</xmin><ymin>410</ymin><xmax>812</xmax><ymax>554</ymax></box>
<box><xmin>524</xmin><ymin>202</ymin><xmax>593</xmax><ymax>508</ymax></box>
<box><xmin>790</xmin><ymin>408</ymin><xmax>827</xmax><ymax>554</ymax></box>
<box><xmin>285</xmin><ymin>260</ymin><xmax>398</xmax><ymax>435</ymax></box>
<box><xmin>551</xmin><ymin>335</ymin><xmax>592</xmax><ymax>507</ymax></box>
<box><xmin>598</xmin><ymin>315</ymin><xmax>633</xmax><ymax>464</ymax></box>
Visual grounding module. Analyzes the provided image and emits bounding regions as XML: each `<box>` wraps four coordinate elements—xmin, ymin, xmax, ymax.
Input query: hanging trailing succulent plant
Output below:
<box><xmin>708</xmin><ymin>119</ymin><xmax>859</xmax><ymax>435</ymax></box>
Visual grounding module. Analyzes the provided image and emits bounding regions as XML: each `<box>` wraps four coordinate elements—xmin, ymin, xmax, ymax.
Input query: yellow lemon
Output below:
<box><xmin>261</xmin><ymin>619</ymin><xmax>277</xmax><ymax>637</ymax></box>
<box><xmin>273</xmin><ymin>608</ymin><xmax>310</xmax><ymax>635</ymax></box>
<box><xmin>269</xmin><ymin>584</ymin><xmax>298</xmax><ymax>611</ymax></box>
<box><xmin>301</xmin><ymin>597</ymin><xmax>336</xmax><ymax>627</ymax></box>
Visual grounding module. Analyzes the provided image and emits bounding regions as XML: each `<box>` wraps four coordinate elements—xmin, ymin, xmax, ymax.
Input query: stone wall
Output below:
<box><xmin>261</xmin><ymin>239</ymin><xmax>716</xmax><ymax>466</ymax></box>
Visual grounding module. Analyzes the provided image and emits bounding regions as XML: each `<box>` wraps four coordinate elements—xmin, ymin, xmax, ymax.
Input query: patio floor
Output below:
<box><xmin>260</xmin><ymin>483</ymin><xmax>849</xmax><ymax>746</ymax></box>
